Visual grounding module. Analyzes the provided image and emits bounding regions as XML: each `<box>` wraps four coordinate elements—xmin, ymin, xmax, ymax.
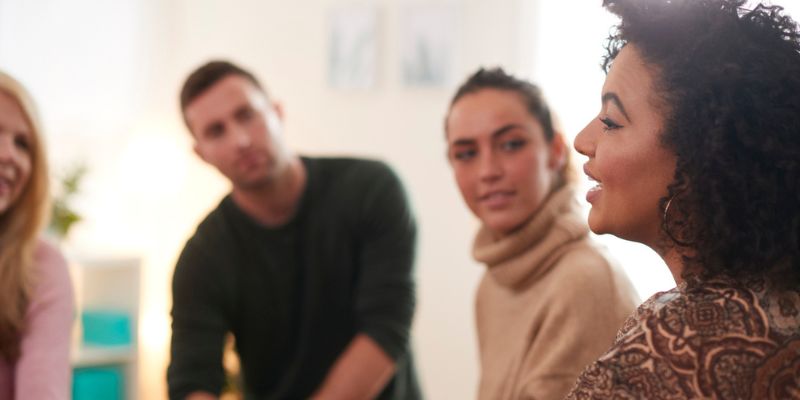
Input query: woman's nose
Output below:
<box><xmin>479</xmin><ymin>152</ymin><xmax>502</xmax><ymax>182</ymax></box>
<box><xmin>0</xmin><ymin>135</ymin><xmax>15</xmax><ymax>161</ymax></box>
<box><xmin>574</xmin><ymin>119</ymin><xmax>597</xmax><ymax>158</ymax></box>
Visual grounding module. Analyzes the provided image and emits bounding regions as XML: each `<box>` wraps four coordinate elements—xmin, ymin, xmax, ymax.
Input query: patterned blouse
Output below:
<box><xmin>566</xmin><ymin>277</ymin><xmax>800</xmax><ymax>399</ymax></box>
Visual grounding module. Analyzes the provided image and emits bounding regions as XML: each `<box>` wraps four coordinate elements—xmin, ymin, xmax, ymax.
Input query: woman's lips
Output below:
<box><xmin>582</xmin><ymin>164</ymin><xmax>602</xmax><ymax>204</ymax></box>
<box><xmin>480</xmin><ymin>190</ymin><xmax>515</xmax><ymax>210</ymax></box>
<box><xmin>586</xmin><ymin>184</ymin><xmax>602</xmax><ymax>204</ymax></box>
<box><xmin>0</xmin><ymin>177</ymin><xmax>11</xmax><ymax>196</ymax></box>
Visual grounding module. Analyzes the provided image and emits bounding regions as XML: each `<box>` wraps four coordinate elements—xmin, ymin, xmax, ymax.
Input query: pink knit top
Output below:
<box><xmin>0</xmin><ymin>240</ymin><xmax>74</xmax><ymax>400</ymax></box>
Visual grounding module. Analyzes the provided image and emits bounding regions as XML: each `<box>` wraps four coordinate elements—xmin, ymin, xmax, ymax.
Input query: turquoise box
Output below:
<box><xmin>81</xmin><ymin>309</ymin><xmax>132</xmax><ymax>346</ymax></box>
<box><xmin>73</xmin><ymin>367</ymin><xmax>124</xmax><ymax>400</ymax></box>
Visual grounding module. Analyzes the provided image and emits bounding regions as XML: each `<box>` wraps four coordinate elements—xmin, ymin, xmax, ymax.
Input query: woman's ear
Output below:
<box><xmin>271</xmin><ymin>101</ymin><xmax>285</xmax><ymax>121</ymax></box>
<box><xmin>548</xmin><ymin>132</ymin><xmax>567</xmax><ymax>171</ymax></box>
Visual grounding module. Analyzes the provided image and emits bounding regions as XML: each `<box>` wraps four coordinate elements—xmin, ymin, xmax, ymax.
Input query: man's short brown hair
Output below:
<box><xmin>179</xmin><ymin>60</ymin><xmax>265</xmax><ymax>113</ymax></box>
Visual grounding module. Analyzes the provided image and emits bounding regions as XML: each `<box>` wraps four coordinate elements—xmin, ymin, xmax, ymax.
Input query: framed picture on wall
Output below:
<box><xmin>399</xmin><ymin>4</ymin><xmax>458</xmax><ymax>88</ymax></box>
<box><xmin>328</xmin><ymin>5</ymin><xmax>379</xmax><ymax>89</ymax></box>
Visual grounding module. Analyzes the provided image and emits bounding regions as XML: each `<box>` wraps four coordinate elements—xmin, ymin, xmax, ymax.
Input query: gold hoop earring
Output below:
<box><xmin>662</xmin><ymin>193</ymin><xmax>691</xmax><ymax>247</ymax></box>
<box><xmin>663</xmin><ymin>195</ymin><xmax>675</xmax><ymax>226</ymax></box>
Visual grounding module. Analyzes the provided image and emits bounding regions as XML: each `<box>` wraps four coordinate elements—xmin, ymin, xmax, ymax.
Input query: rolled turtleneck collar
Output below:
<box><xmin>472</xmin><ymin>185</ymin><xmax>589</xmax><ymax>288</ymax></box>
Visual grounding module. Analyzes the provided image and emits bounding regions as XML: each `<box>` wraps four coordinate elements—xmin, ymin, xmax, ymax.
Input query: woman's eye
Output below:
<box><xmin>600</xmin><ymin>116</ymin><xmax>623</xmax><ymax>132</ymax></box>
<box><xmin>14</xmin><ymin>135</ymin><xmax>30</xmax><ymax>152</ymax></box>
<box><xmin>453</xmin><ymin>149</ymin><xmax>476</xmax><ymax>161</ymax></box>
<box><xmin>501</xmin><ymin>139</ymin><xmax>526</xmax><ymax>151</ymax></box>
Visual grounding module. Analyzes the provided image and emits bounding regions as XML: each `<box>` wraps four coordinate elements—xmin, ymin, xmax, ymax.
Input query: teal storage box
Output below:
<box><xmin>73</xmin><ymin>367</ymin><xmax>123</xmax><ymax>400</ymax></box>
<box><xmin>81</xmin><ymin>310</ymin><xmax>132</xmax><ymax>346</ymax></box>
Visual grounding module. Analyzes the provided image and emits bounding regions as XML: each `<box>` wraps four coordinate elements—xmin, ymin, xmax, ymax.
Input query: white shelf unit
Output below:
<box><xmin>70</xmin><ymin>256</ymin><xmax>140</xmax><ymax>400</ymax></box>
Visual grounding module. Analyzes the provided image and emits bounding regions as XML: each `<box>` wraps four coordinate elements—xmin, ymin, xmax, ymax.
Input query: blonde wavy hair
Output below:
<box><xmin>0</xmin><ymin>71</ymin><xmax>50</xmax><ymax>361</ymax></box>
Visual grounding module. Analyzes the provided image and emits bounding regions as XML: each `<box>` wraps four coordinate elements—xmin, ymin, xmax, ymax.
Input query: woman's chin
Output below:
<box><xmin>484</xmin><ymin>216</ymin><xmax>527</xmax><ymax>237</ymax></box>
<box><xmin>587</xmin><ymin>211</ymin><xmax>608</xmax><ymax>235</ymax></box>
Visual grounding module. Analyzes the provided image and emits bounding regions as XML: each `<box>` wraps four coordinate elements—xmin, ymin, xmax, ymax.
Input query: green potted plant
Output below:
<box><xmin>49</xmin><ymin>163</ymin><xmax>87</xmax><ymax>240</ymax></box>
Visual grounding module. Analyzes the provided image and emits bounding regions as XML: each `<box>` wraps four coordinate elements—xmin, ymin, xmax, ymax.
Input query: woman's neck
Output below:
<box><xmin>659</xmin><ymin>246</ymin><xmax>686</xmax><ymax>285</ymax></box>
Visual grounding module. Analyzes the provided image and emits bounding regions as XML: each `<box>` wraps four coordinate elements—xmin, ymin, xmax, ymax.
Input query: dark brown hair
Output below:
<box><xmin>446</xmin><ymin>67</ymin><xmax>575</xmax><ymax>186</ymax></box>
<box><xmin>447</xmin><ymin>67</ymin><xmax>556</xmax><ymax>142</ymax></box>
<box><xmin>179</xmin><ymin>60</ymin><xmax>264</xmax><ymax>115</ymax></box>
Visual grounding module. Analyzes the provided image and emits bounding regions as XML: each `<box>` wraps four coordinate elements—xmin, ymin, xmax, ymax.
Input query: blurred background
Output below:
<box><xmin>2</xmin><ymin>0</ymin><xmax>795</xmax><ymax>398</ymax></box>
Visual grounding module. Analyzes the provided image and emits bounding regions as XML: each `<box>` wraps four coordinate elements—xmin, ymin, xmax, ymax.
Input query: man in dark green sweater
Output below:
<box><xmin>167</xmin><ymin>61</ymin><xmax>421</xmax><ymax>400</ymax></box>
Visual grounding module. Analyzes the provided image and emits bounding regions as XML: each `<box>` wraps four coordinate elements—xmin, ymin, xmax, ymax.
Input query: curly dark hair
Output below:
<box><xmin>602</xmin><ymin>0</ymin><xmax>800</xmax><ymax>287</ymax></box>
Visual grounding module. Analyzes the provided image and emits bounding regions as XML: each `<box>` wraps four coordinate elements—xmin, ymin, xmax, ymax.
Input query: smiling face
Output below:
<box><xmin>185</xmin><ymin>74</ymin><xmax>290</xmax><ymax>190</ymax></box>
<box><xmin>0</xmin><ymin>91</ymin><xmax>33</xmax><ymax>215</ymax></box>
<box><xmin>574</xmin><ymin>45</ymin><xmax>677</xmax><ymax>246</ymax></box>
<box><xmin>446</xmin><ymin>88</ymin><xmax>565</xmax><ymax>236</ymax></box>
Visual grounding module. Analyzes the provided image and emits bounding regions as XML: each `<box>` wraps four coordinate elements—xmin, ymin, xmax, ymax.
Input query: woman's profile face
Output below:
<box><xmin>446</xmin><ymin>88</ymin><xmax>564</xmax><ymax>235</ymax></box>
<box><xmin>574</xmin><ymin>45</ymin><xmax>677</xmax><ymax>247</ymax></box>
<box><xmin>0</xmin><ymin>91</ymin><xmax>33</xmax><ymax>215</ymax></box>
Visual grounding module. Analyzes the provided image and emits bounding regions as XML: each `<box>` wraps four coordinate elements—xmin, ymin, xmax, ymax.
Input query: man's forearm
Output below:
<box><xmin>311</xmin><ymin>334</ymin><xmax>396</xmax><ymax>400</ymax></box>
<box><xmin>185</xmin><ymin>391</ymin><xmax>217</xmax><ymax>400</ymax></box>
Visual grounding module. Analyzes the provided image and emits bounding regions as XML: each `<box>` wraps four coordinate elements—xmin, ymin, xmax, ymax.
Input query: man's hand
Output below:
<box><xmin>185</xmin><ymin>391</ymin><xmax>218</xmax><ymax>400</ymax></box>
<box><xmin>311</xmin><ymin>334</ymin><xmax>396</xmax><ymax>400</ymax></box>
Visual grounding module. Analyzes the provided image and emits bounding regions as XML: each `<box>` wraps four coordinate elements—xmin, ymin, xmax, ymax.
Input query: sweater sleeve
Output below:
<box><xmin>515</xmin><ymin>254</ymin><xmax>636</xmax><ymax>400</ymax></box>
<box><xmin>354</xmin><ymin>162</ymin><xmax>417</xmax><ymax>361</ymax></box>
<box><xmin>15</xmin><ymin>240</ymin><xmax>75</xmax><ymax>400</ymax></box>
<box><xmin>167</xmin><ymin>239</ymin><xmax>228</xmax><ymax>399</ymax></box>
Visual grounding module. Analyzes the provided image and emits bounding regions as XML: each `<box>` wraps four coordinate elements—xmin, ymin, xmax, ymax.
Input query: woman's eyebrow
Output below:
<box><xmin>602</xmin><ymin>92</ymin><xmax>631</xmax><ymax>122</ymax></box>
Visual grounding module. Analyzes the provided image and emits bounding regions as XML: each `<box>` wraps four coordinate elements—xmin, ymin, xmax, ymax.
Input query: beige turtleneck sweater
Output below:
<box><xmin>472</xmin><ymin>186</ymin><xmax>639</xmax><ymax>400</ymax></box>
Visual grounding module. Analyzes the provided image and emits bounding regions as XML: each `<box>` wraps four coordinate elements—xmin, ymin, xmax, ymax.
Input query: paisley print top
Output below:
<box><xmin>566</xmin><ymin>277</ymin><xmax>800</xmax><ymax>399</ymax></box>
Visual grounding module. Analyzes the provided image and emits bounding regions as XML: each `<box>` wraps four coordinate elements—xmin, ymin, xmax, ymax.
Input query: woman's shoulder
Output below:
<box><xmin>551</xmin><ymin>239</ymin><xmax>617</xmax><ymax>278</ymax></box>
<box><xmin>34</xmin><ymin>239</ymin><xmax>68</xmax><ymax>267</ymax></box>
<box><xmin>605</xmin><ymin>284</ymin><xmax>677</xmax><ymax>342</ymax></box>
<box><xmin>551</xmin><ymin>239</ymin><xmax>638</xmax><ymax>296</ymax></box>
<box><xmin>622</xmin><ymin>280</ymin><xmax>779</xmax><ymax>343</ymax></box>
<box><xmin>672</xmin><ymin>278</ymin><xmax>800</xmax><ymax>340</ymax></box>
<box><xmin>30</xmin><ymin>239</ymin><xmax>72</xmax><ymax>301</ymax></box>
<box><xmin>576</xmin><ymin>279</ymin><xmax>800</xmax><ymax>399</ymax></box>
